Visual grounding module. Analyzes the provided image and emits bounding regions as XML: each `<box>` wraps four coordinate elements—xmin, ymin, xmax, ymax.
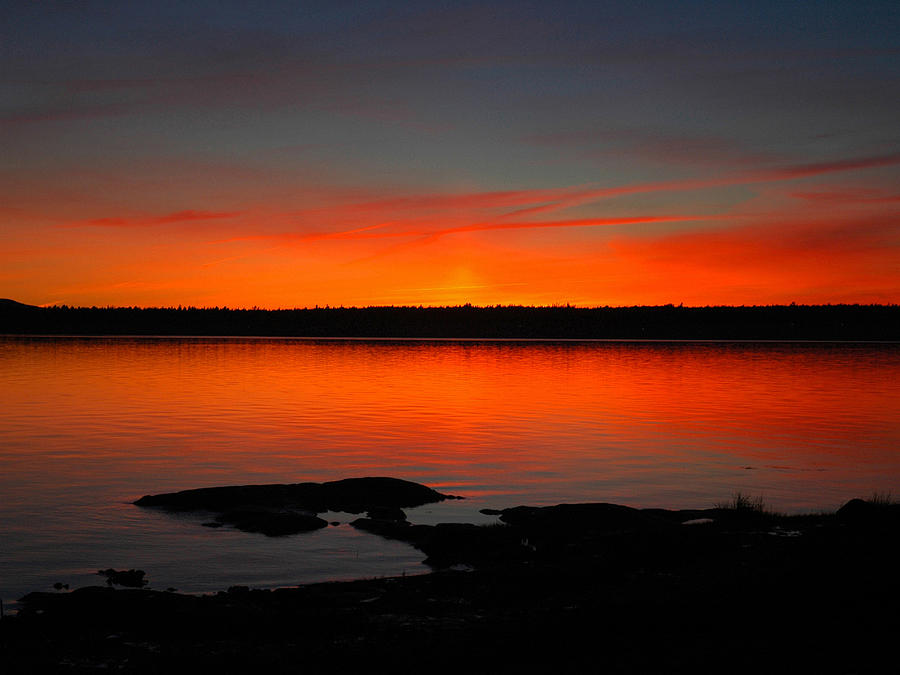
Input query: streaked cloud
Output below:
<box><xmin>64</xmin><ymin>210</ymin><xmax>242</xmax><ymax>228</ymax></box>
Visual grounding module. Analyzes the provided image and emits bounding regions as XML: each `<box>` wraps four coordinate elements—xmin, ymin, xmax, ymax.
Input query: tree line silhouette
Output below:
<box><xmin>2</xmin><ymin>299</ymin><xmax>897</xmax><ymax>339</ymax></box>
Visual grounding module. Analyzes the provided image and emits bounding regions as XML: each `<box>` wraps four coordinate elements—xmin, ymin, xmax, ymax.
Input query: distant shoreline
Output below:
<box><xmin>3</xmin><ymin>334</ymin><xmax>899</xmax><ymax>345</ymax></box>
<box><xmin>2</xmin><ymin>302</ymin><xmax>898</xmax><ymax>340</ymax></box>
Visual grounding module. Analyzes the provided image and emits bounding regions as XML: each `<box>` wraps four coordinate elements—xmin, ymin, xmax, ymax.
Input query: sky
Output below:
<box><xmin>2</xmin><ymin>0</ymin><xmax>899</xmax><ymax>308</ymax></box>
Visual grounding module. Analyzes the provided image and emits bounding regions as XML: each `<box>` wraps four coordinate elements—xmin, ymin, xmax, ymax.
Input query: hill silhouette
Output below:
<box><xmin>1</xmin><ymin>301</ymin><xmax>898</xmax><ymax>340</ymax></box>
<box><xmin>0</xmin><ymin>298</ymin><xmax>38</xmax><ymax>310</ymax></box>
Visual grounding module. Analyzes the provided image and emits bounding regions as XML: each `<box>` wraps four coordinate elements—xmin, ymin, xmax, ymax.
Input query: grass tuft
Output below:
<box><xmin>867</xmin><ymin>491</ymin><xmax>895</xmax><ymax>506</ymax></box>
<box><xmin>715</xmin><ymin>491</ymin><xmax>767</xmax><ymax>514</ymax></box>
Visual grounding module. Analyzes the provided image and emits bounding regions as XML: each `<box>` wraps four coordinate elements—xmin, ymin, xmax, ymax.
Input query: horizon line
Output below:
<box><xmin>5</xmin><ymin>299</ymin><xmax>898</xmax><ymax>312</ymax></box>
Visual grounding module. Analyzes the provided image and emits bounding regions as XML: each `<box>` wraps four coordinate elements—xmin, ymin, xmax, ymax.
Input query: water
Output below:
<box><xmin>1</xmin><ymin>337</ymin><xmax>898</xmax><ymax>607</ymax></box>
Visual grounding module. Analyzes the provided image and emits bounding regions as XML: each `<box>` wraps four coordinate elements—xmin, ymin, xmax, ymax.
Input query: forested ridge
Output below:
<box><xmin>1</xmin><ymin>300</ymin><xmax>897</xmax><ymax>340</ymax></box>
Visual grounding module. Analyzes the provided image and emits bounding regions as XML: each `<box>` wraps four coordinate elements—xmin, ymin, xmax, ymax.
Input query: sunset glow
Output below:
<box><xmin>2</xmin><ymin>2</ymin><xmax>898</xmax><ymax>308</ymax></box>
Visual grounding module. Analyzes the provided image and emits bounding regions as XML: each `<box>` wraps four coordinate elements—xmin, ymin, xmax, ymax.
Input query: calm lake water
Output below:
<box><xmin>2</xmin><ymin>336</ymin><xmax>898</xmax><ymax>606</ymax></box>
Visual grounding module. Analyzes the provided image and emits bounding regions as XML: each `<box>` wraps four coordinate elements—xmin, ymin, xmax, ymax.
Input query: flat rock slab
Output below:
<box><xmin>135</xmin><ymin>477</ymin><xmax>457</xmax><ymax>536</ymax></box>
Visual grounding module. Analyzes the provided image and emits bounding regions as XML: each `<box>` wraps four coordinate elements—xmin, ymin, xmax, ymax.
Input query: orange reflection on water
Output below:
<box><xmin>2</xmin><ymin>338</ymin><xmax>898</xmax><ymax>514</ymax></box>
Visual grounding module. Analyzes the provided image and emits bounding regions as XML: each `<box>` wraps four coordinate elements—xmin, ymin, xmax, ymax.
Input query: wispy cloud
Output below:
<box><xmin>216</xmin><ymin>214</ymin><xmax>708</xmax><ymax>247</ymax></box>
<box><xmin>764</xmin><ymin>153</ymin><xmax>900</xmax><ymax>181</ymax></box>
<box><xmin>522</xmin><ymin>127</ymin><xmax>784</xmax><ymax>168</ymax></box>
<box><xmin>0</xmin><ymin>103</ymin><xmax>137</xmax><ymax>128</ymax></box>
<box><xmin>500</xmin><ymin>151</ymin><xmax>900</xmax><ymax>219</ymax></box>
<box><xmin>198</xmin><ymin>149</ymin><xmax>899</xmax><ymax>256</ymax></box>
<box><xmin>791</xmin><ymin>188</ymin><xmax>900</xmax><ymax>204</ymax></box>
<box><xmin>64</xmin><ymin>210</ymin><xmax>242</xmax><ymax>228</ymax></box>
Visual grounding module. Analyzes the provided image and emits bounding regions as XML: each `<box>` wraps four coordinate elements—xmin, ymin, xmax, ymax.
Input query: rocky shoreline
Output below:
<box><xmin>3</xmin><ymin>480</ymin><xmax>899</xmax><ymax>673</ymax></box>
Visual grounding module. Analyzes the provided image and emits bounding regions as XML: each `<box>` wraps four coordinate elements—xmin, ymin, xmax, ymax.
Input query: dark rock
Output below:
<box><xmin>420</xmin><ymin>523</ymin><xmax>525</xmax><ymax>567</ymax></box>
<box><xmin>52</xmin><ymin>582</ymin><xmax>69</xmax><ymax>591</ymax></box>
<box><xmin>355</xmin><ymin>503</ymin><xmax>686</xmax><ymax>569</ymax></box>
<box><xmin>836</xmin><ymin>498</ymin><xmax>900</xmax><ymax>526</ymax></box>
<box><xmin>350</xmin><ymin>518</ymin><xmax>418</xmax><ymax>541</ymax></box>
<box><xmin>366</xmin><ymin>506</ymin><xmax>407</xmax><ymax>521</ymax></box>
<box><xmin>641</xmin><ymin>507</ymin><xmax>719</xmax><ymax>525</ymax></box>
<box><xmin>97</xmin><ymin>569</ymin><xmax>147</xmax><ymax>588</ymax></box>
<box><xmin>135</xmin><ymin>477</ymin><xmax>453</xmax><ymax>512</ymax></box>
<box><xmin>134</xmin><ymin>477</ymin><xmax>451</xmax><ymax>536</ymax></box>
<box><xmin>134</xmin><ymin>477</ymin><xmax>453</xmax><ymax>537</ymax></box>
<box><xmin>71</xmin><ymin>585</ymin><xmax>117</xmax><ymax>596</ymax></box>
<box><xmin>498</xmin><ymin>502</ymin><xmax>670</xmax><ymax>534</ymax></box>
<box><xmin>353</xmin><ymin>502</ymin><xmax>685</xmax><ymax>570</ymax></box>
<box><xmin>837</xmin><ymin>498</ymin><xmax>871</xmax><ymax>521</ymax></box>
<box><xmin>18</xmin><ymin>590</ymin><xmax>61</xmax><ymax>604</ymax></box>
<box><xmin>351</xmin><ymin>519</ymin><xmax>524</xmax><ymax>568</ymax></box>
<box><xmin>135</xmin><ymin>482</ymin><xmax>322</xmax><ymax>511</ymax></box>
<box><xmin>216</xmin><ymin>508</ymin><xmax>328</xmax><ymax>536</ymax></box>
<box><xmin>325</xmin><ymin>477</ymin><xmax>455</xmax><ymax>508</ymax></box>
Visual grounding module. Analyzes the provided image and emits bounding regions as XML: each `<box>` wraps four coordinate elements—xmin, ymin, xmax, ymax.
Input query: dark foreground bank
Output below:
<box><xmin>3</xmin><ymin>300</ymin><xmax>899</xmax><ymax>340</ymax></box>
<box><xmin>3</xmin><ymin>482</ymin><xmax>899</xmax><ymax>673</ymax></box>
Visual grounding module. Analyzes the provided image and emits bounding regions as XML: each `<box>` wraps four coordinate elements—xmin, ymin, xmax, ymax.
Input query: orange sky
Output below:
<box><xmin>3</xmin><ymin>154</ymin><xmax>898</xmax><ymax>308</ymax></box>
<box><xmin>2</xmin><ymin>3</ymin><xmax>898</xmax><ymax>308</ymax></box>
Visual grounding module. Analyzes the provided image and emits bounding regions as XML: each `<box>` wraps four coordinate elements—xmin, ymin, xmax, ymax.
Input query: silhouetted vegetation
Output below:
<box><xmin>714</xmin><ymin>491</ymin><xmax>768</xmax><ymax>514</ymax></box>
<box><xmin>867</xmin><ymin>491</ymin><xmax>896</xmax><ymax>506</ymax></box>
<box><xmin>2</xmin><ymin>300</ymin><xmax>898</xmax><ymax>339</ymax></box>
